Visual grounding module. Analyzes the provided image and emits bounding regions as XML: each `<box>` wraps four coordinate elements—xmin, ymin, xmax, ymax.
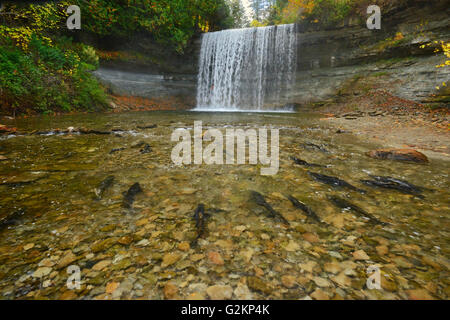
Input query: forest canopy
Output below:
<box><xmin>0</xmin><ymin>0</ymin><xmax>241</xmax><ymax>114</ymax></box>
<box><xmin>255</xmin><ymin>0</ymin><xmax>410</xmax><ymax>27</ymax></box>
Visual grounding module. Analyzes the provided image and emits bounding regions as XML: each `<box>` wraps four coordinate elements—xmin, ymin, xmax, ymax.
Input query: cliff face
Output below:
<box><xmin>292</xmin><ymin>0</ymin><xmax>450</xmax><ymax>106</ymax></box>
<box><xmin>93</xmin><ymin>0</ymin><xmax>450</xmax><ymax>109</ymax></box>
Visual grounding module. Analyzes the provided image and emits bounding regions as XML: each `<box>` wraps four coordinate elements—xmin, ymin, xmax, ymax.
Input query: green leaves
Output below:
<box><xmin>74</xmin><ymin>0</ymin><xmax>233</xmax><ymax>52</ymax></box>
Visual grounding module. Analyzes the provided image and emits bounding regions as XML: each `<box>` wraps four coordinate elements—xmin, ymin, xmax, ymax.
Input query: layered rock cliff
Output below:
<box><xmin>92</xmin><ymin>0</ymin><xmax>449</xmax><ymax>109</ymax></box>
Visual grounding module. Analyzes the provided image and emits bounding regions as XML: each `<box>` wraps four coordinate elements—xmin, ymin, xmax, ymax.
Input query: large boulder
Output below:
<box><xmin>366</xmin><ymin>149</ymin><xmax>428</xmax><ymax>163</ymax></box>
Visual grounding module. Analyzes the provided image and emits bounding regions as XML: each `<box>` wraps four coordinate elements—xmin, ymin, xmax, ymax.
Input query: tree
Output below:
<box><xmin>228</xmin><ymin>0</ymin><xmax>249</xmax><ymax>28</ymax></box>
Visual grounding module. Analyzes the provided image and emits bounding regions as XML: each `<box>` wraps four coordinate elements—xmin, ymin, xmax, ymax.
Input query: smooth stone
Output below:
<box><xmin>206</xmin><ymin>285</ymin><xmax>233</xmax><ymax>300</ymax></box>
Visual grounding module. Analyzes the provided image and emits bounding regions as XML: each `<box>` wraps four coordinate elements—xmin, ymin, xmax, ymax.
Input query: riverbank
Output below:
<box><xmin>1</xmin><ymin>111</ymin><xmax>449</xmax><ymax>300</ymax></box>
<box><xmin>305</xmin><ymin>79</ymin><xmax>450</xmax><ymax>161</ymax></box>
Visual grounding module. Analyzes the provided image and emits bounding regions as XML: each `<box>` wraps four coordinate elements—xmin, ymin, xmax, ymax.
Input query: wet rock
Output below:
<box><xmin>366</xmin><ymin>149</ymin><xmax>428</xmax><ymax>163</ymax></box>
<box><xmin>178</xmin><ymin>242</ymin><xmax>190</xmax><ymax>252</ymax></box>
<box><xmin>281</xmin><ymin>275</ymin><xmax>297</xmax><ymax>288</ymax></box>
<box><xmin>303</xmin><ymin>233</ymin><xmax>320</xmax><ymax>243</ymax></box>
<box><xmin>163</xmin><ymin>282</ymin><xmax>179</xmax><ymax>299</ymax></box>
<box><xmin>331</xmin><ymin>272</ymin><xmax>352</xmax><ymax>287</ymax></box>
<box><xmin>299</xmin><ymin>261</ymin><xmax>319</xmax><ymax>273</ymax></box>
<box><xmin>161</xmin><ymin>253</ymin><xmax>182</xmax><ymax>268</ymax></box>
<box><xmin>284</xmin><ymin>241</ymin><xmax>300</xmax><ymax>252</ymax></box>
<box><xmin>91</xmin><ymin>238</ymin><xmax>117</xmax><ymax>253</ymax></box>
<box><xmin>393</xmin><ymin>256</ymin><xmax>414</xmax><ymax>269</ymax></box>
<box><xmin>247</xmin><ymin>277</ymin><xmax>272</xmax><ymax>295</ymax></box>
<box><xmin>208</xmin><ymin>251</ymin><xmax>224</xmax><ymax>265</ymax></box>
<box><xmin>324</xmin><ymin>261</ymin><xmax>341</xmax><ymax>274</ymax></box>
<box><xmin>206</xmin><ymin>285</ymin><xmax>233</xmax><ymax>300</ymax></box>
<box><xmin>59</xmin><ymin>290</ymin><xmax>77</xmax><ymax>300</ymax></box>
<box><xmin>112</xmin><ymin>258</ymin><xmax>132</xmax><ymax>271</ymax></box>
<box><xmin>310</xmin><ymin>288</ymin><xmax>330</xmax><ymax>300</ymax></box>
<box><xmin>190</xmin><ymin>254</ymin><xmax>204</xmax><ymax>262</ymax></box>
<box><xmin>92</xmin><ymin>260</ymin><xmax>111</xmax><ymax>271</ymax></box>
<box><xmin>353</xmin><ymin>250</ymin><xmax>370</xmax><ymax>260</ymax></box>
<box><xmin>32</xmin><ymin>267</ymin><xmax>52</xmax><ymax>278</ymax></box>
<box><xmin>106</xmin><ymin>282</ymin><xmax>120</xmax><ymax>294</ymax></box>
<box><xmin>39</xmin><ymin>258</ymin><xmax>55</xmax><ymax>268</ymax></box>
<box><xmin>406</xmin><ymin>289</ymin><xmax>435</xmax><ymax>300</ymax></box>
<box><xmin>234</xmin><ymin>283</ymin><xmax>253</xmax><ymax>299</ymax></box>
<box><xmin>136</xmin><ymin>239</ymin><xmax>150</xmax><ymax>247</ymax></box>
<box><xmin>23</xmin><ymin>243</ymin><xmax>34</xmax><ymax>251</ymax></box>
<box><xmin>117</xmin><ymin>236</ymin><xmax>133</xmax><ymax>245</ymax></box>
<box><xmin>239</xmin><ymin>248</ymin><xmax>254</xmax><ymax>263</ymax></box>
<box><xmin>313</xmin><ymin>277</ymin><xmax>332</xmax><ymax>288</ymax></box>
<box><xmin>376</xmin><ymin>245</ymin><xmax>389</xmax><ymax>256</ymax></box>
<box><xmin>57</xmin><ymin>251</ymin><xmax>78</xmax><ymax>269</ymax></box>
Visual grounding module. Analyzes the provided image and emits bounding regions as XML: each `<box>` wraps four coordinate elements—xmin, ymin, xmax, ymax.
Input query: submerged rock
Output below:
<box><xmin>247</xmin><ymin>276</ymin><xmax>272</xmax><ymax>295</ymax></box>
<box><xmin>366</xmin><ymin>149</ymin><xmax>428</xmax><ymax>163</ymax></box>
<box><xmin>206</xmin><ymin>285</ymin><xmax>233</xmax><ymax>300</ymax></box>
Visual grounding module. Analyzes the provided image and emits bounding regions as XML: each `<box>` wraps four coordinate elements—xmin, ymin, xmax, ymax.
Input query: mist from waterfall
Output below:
<box><xmin>196</xmin><ymin>24</ymin><xmax>297</xmax><ymax>111</ymax></box>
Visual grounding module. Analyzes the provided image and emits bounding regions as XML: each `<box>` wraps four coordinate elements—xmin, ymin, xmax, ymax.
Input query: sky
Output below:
<box><xmin>241</xmin><ymin>0</ymin><xmax>255</xmax><ymax>21</ymax></box>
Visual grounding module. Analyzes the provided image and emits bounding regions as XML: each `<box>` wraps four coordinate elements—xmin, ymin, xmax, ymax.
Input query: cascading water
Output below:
<box><xmin>196</xmin><ymin>24</ymin><xmax>297</xmax><ymax>111</ymax></box>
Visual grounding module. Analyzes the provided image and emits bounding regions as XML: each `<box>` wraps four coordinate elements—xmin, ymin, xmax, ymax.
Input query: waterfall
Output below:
<box><xmin>196</xmin><ymin>24</ymin><xmax>297</xmax><ymax>111</ymax></box>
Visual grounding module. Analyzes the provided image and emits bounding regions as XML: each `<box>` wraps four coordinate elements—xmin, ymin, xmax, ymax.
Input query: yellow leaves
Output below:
<box><xmin>0</xmin><ymin>26</ymin><xmax>34</xmax><ymax>51</ymax></box>
<box><xmin>419</xmin><ymin>40</ymin><xmax>449</xmax><ymax>69</ymax></box>
<box><xmin>393</xmin><ymin>32</ymin><xmax>404</xmax><ymax>41</ymax></box>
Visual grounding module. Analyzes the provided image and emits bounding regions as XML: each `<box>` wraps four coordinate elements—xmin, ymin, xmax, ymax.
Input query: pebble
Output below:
<box><xmin>353</xmin><ymin>250</ymin><xmax>370</xmax><ymax>260</ymax></box>
<box><xmin>303</xmin><ymin>233</ymin><xmax>320</xmax><ymax>243</ymax></box>
<box><xmin>23</xmin><ymin>243</ymin><xmax>34</xmax><ymax>251</ymax></box>
<box><xmin>178</xmin><ymin>242</ymin><xmax>190</xmax><ymax>251</ymax></box>
<box><xmin>92</xmin><ymin>260</ymin><xmax>111</xmax><ymax>271</ymax></box>
<box><xmin>161</xmin><ymin>253</ymin><xmax>182</xmax><ymax>268</ymax></box>
<box><xmin>281</xmin><ymin>275</ymin><xmax>297</xmax><ymax>288</ymax></box>
<box><xmin>310</xmin><ymin>288</ymin><xmax>329</xmax><ymax>300</ymax></box>
<box><xmin>285</xmin><ymin>240</ymin><xmax>300</xmax><ymax>252</ymax></box>
<box><xmin>313</xmin><ymin>277</ymin><xmax>332</xmax><ymax>288</ymax></box>
<box><xmin>163</xmin><ymin>282</ymin><xmax>179</xmax><ymax>299</ymax></box>
<box><xmin>208</xmin><ymin>251</ymin><xmax>224</xmax><ymax>265</ymax></box>
<box><xmin>32</xmin><ymin>267</ymin><xmax>52</xmax><ymax>278</ymax></box>
<box><xmin>206</xmin><ymin>285</ymin><xmax>233</xmax><ymax>300</ymax></box>
<box><xmin>106</xmin><ymin>282</ymin><xmax>119</xmax><ymax>294</ymax></box>
<box><xmin>406</xmin><ymin>289</ymin><xmax>435</xmax><ymax>300</ymax></box>
<box><xmin>247</xmin><ymin>277</ymin><xmax>272</xmax><ymax>295</ymax></box>
<box><xmin>57</xmin><ymin>251</ymin><xmax>78</xmax><ymax>269</ymax></box>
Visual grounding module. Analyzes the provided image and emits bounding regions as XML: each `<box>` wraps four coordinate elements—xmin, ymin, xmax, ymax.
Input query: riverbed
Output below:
<box><xmin>0</xmin><ymin>111</ymin><xmax>448</xmax><ymax>300</ymax></box>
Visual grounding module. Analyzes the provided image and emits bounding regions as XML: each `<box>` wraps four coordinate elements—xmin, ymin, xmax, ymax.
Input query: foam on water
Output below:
<box><xmin>196</xmin><ymin>24</ymin><xmax>297</xmax><ymax>111</ymax></box>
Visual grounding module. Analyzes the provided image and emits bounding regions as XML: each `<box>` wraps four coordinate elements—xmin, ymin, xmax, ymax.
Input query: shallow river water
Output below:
<box><xmin>0</xmin><ymin>111</ymin><xmax>448</xmax><ymax>300</ymax></box>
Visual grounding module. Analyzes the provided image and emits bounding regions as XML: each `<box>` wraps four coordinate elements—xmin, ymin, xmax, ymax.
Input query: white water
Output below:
<box><xmin>196</xmin><ymin>24</ymin><xmax>297</xmax><ymax>111</ymax></box>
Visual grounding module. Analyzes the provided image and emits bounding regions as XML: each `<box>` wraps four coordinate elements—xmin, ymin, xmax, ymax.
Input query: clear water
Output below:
<box><xmin>0</xmin><ymin>111</ymin><xmax>448</xmax><ymax>300</ymax></box>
